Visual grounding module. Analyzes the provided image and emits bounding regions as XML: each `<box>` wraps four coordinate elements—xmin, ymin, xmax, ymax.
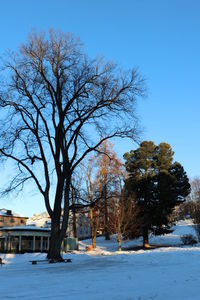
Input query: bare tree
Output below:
<box><xmin>191</xmin><ymin>177</ymin><xmax>200</xmax><ymax>202</ymax></box>
<box><xmin>0</xmin><ymin>30</ymin><xmax>144</xmax><ymax>260</ymax></box>
<box><xmin>84</xmin><ymin>144</ymin><xmax>125</xmax><ymax>248</ymax></box>
<box><xmin>70</xmin><ymin>174</ymin><xmax>84</xmax><ymax>238</ymax></box>
<box><xmin>109</xmin><ymin>189</ymin><xmax>136</xmax><ymax>251</ymax></box>
<box><xmin>188</xmin><ymin>177</ymin><xmax>200</xmax><ymax>240</ymax></box>
<box><xmin>95</xmin><ymin>140</ymin><xmax>122</xmax><ymax>240</ymax></box>
<box><xmin>85</xmin><ymin>157</ymin><xmax>101</xmax><ymax>249</ymax></box>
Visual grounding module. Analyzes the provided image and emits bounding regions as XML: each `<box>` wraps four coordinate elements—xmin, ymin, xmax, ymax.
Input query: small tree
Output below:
<box><xmin>109</xmin><ymin>189</ymin><xmax>138</xmax><ymax>251</ymax></box>
<box><xmin>84</xmin><ymin>142</ymin><xmax>126</xmax><ymax>248</ymax></box>
<box><xmin>95</xmin><ymin>140</ymin><xmax>125</xmax><ymax>240</ymax></box>
<box><xmin>124</xmin><ymin>141</ymin><xmax>191</xmax><ymax>248</ymax></box>
<box><xmin>187</xmin><ymin>177</ymin><xmax>200</xmax><ymax>240</ymax></box>
<box><xmin>84</xmin><ymin>157</ymin><xmax>101</xmax><ymax>249</ymax></box>
<box><xmin>69</xmin><ymin>173</ymin><xmax>84</xmax><ymax>238</ymax></box>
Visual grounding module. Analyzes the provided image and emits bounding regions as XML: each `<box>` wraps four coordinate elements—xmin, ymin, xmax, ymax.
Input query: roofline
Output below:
<box><xmin>0</xmin><ymin>226</ymin><xmax>50</xmax><ymax>232</ymax></box>
<box><xmin>0</xmin><ymin>215</ymin><xmax>28</xmax><ymax>219</ymax></box>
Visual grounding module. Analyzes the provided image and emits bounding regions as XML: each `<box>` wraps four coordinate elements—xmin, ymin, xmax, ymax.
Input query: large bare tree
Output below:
<box><xmin>0</xmin><ymin>30</ymin><xmax>144</xmax><ymax>260</ymax></box>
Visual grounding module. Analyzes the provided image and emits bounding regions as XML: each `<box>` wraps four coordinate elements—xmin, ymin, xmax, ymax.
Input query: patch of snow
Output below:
<box><xmin>0</xmin><ymin>220</ymin><xmax>200</xmax><ymax>299</ymax></box>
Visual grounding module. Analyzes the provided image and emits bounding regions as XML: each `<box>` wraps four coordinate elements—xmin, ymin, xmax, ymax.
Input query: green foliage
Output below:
<box><xmin>124</xmin><ymin>141</ymin><xmax>156</xmax><ymax>180</ymax></box>
<box><xmin>124</xmin><ymin>141</ymin><xmax>191</xmax><ymax>240</ymax></box>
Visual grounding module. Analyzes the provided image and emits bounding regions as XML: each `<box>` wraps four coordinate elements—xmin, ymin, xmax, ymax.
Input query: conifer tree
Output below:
<box><xmin>124</xmin><ymin>141</ymin><xmax>190</xmax><ymax>248</ymax></box>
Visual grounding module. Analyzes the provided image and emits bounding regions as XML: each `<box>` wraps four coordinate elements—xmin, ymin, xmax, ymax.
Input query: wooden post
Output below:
<box><xmin>33</xmin><ymin>236</ymin><xmax>36</xmax><ymax>252</ymax></box>
<box><xmin>8</xmin><ymin>236</ymin><xmax>11</xmax><ymax>252</ymax></box>
<box><xmin>47</xmin><ymin>236</ymin><xmax>50</xmax><ymax>251</ymax></box>
<box><xmin>5</xmin><ymin>236</ymin><xmax>8</xmax><ymax>252</ymax></box>
<box><xmin>40</xmin><ymin>236</ymin><xmax>43</xmax><ymax>252</ymax></box>
<box><xmin>19</xmin><ymin>235</ymin><xmax>22</xmax><ymax>253</ymax></box>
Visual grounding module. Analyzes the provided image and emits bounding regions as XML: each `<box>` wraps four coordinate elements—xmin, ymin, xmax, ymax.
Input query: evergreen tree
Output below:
<box><xmin>124</xmin><ymin>141</ymin><xmax>190</xmax><ymax>248</ymax></box>
<box><xmin>154</xmin><ymin>142</ymin><xmax>174</xmax><ymax>172</ymax></box>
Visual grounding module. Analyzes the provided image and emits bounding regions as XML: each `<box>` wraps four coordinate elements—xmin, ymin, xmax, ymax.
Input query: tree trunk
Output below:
<box><xmin>71</xmin><ymin>186</ymin><xmax>77</xmax><ymax>238</ymax></box>
<box><xmin>143</xmin><ymin>229</ymin><xmax>150</xmax><ymax>248</ymax></box>
<box><xmin>92</xmin><ymin>231</ymin><xmax>96</xmax><ymax>249</ymax></box>
<box><xmin>118</xmin><ymin>221</ymin><xmax>122</xmax><ymax>251</ymax></box>
<box><xmin>72</xmin><ymin>206</ymin><xmax>77</xmax><ymax>238</ymax></box>
<box><xmin>90</xmin><ymin>207</ymin><xmax>97</xmax><ymax>249</ymax></box>
<box><xmin>47</xmin><ymin>217</ymin><xmax>63</xmax><ymax>261</ymax></box>
<box><xmin>103</xmin><ymin>182</ymin><xmax>110</xmax><ymax>240</ymax></box>
<box><xmin>47</xmin><ymin>174</ymin><xmax>71</xmax><ymax>260</ymax></box>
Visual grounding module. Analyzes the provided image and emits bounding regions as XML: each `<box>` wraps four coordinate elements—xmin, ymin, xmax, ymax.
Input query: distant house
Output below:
<box><xmin>28</xmin><ymin>209</ymin><xmax>91</xmax><ymax>240</ymax></box>
<box><xmin>0</xmin><ymin>209</ymin><xmax>50</xmax><ymax>253</ymax></box>
<box><xmin>0</xmin><ymin>207</ymin><xmax>90</xmax><ymax>253</ymax></box>
<box><xmin>27</xmin><ymin>211</ymin><xmax>51</xmax><ymax>228</ymax></box>
<box><xmin>67</xmin><ymin>208</ymin><xmax>91</xmax><ymax>239</ymax></box>
<box><xmin>0</xmin><ymin>208</ymin><xmax>28</xmax><ymax>228</ymax></box>
<box><xmin>0</xmin><ymin>226</ymin><xmax>50</xmax><ymax>253</ymax></box>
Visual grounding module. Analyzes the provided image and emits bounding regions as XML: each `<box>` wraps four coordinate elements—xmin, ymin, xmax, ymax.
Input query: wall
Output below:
<box><xmin>0</xmin><ymin>216</ymin><xmax>27</xmax><ymax>228</ymax></box>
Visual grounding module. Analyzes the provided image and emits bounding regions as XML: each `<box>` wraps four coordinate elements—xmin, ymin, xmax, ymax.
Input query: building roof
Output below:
<box><xmin>0</xmin><ymin>208</ymin><xmax>28</xmax><ymax>219</ymax></box>
<box><xmin>0</xmin><ymin>226</ymin><xmax>50</xmax><ymax>232</ymax></box>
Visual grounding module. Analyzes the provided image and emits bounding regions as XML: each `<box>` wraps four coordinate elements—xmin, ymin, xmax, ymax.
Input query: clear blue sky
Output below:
<box><xmin>0</xmin><ymin>0</ymin><xmax>200</xmax><ymax>216</ymax></box>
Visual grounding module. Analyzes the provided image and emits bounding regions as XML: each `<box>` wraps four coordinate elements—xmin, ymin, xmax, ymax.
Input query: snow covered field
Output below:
<box><xmin>1</xmin><ymin>221</ymin><xmax>200</xmax><ymax>300</ymax></box>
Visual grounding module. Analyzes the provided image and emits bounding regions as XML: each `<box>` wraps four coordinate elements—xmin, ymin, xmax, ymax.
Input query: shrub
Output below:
<box><xmin>193</xmin><ymin>224</ymin><xmax>200</xmax><ymax>242</ymax></box>
<box><xmin>180</xmin><ymin>234</ymin><xmax>197</xmax><ymax>246</ymax></box>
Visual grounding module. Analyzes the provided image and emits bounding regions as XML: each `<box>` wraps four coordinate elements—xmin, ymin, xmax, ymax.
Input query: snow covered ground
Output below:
<box><xmin>1</xmin><ymin>220</ymin><xmax>200</xmax><ymax>300</ymax></box>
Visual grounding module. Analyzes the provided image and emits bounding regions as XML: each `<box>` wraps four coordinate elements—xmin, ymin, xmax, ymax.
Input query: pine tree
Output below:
<box><xmin>124</xmin><ymin>141</ymin><xmax>191</xmax><ymax>248</ymax></box>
